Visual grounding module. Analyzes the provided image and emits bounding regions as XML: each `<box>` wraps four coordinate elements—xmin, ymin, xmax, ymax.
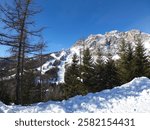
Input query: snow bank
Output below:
<box><xmin>0</xmin><ymin>77</ymin><xmax>150</xmax><ymax>113</ymax></box>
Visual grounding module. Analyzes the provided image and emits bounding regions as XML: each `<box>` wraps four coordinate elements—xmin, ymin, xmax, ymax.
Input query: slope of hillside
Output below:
<box><xmin>0</xmin><ymin>77</ymin><xmax>150</xmax><ymax>113</ymax></box>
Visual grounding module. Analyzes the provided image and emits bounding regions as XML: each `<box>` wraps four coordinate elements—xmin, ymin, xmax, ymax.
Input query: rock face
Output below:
<box><xmin>72</xmin><ymin>29</ymin><xmax>150</xmax><ymax>56</ymax></box>
<box><xmin>1</xmin><ymin>30</ymin><xmax>150</xmax><ymax>83</ymax></box>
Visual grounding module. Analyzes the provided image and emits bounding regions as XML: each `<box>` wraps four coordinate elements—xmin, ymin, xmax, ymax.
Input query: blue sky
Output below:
<box><xmin>1</xmin><ymin>0</ymin><xmax>150</xmax><ymax>56</ymax></box>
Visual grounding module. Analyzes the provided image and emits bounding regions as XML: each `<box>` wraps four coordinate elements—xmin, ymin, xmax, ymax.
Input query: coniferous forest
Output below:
<box><xmin>0</xmin><ymin>0</ymin><xmax>150</xmax><ymax>105</ymax></box>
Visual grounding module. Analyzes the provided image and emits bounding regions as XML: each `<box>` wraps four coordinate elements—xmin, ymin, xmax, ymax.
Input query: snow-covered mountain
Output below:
<box><xmin>1</xmin><ymin>30</ymin><xmax>150</xmax><ymax>83</ymax></box>
<box><xmin>38</xmin><ymin>29</ymin><xmax>150</xmax><ymax>83</ymax></box>
<box><xmin>0</xmin><ymin>77</ymin><xmax>150</xmax><ymax>113</ymax></box>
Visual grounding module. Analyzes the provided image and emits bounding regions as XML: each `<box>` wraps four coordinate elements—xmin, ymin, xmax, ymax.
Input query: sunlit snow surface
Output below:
<box><xmin>0</xmin><ymin>77</ymin><xmax>150</xmax><ymax>113</ymax></box>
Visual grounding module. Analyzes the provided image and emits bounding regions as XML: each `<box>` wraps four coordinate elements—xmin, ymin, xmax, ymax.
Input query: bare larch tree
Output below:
<box><xmin>0</xmin><ymin>0</ymin><xmax>44</xmax><ymax>104</ymax></box>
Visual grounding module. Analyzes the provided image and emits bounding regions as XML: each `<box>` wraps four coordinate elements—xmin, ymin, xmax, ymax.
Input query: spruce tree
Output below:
<box><xmin>118</xmin><ymin>40</ymin><xmax>135</xmax><ymax>83</ymax></box>
<box><xmin>133</xmin><ymin>39</ymin><xmax>150</xmax><ymax>77</ymax></box>
<box><xmin>81</xmin><ymin>48</ymin><xmax>95</xmax><ymax>92</ymax></box>
<box><xmin>65</xmin><ymin>54</ymin><xmax>80</xmax><ymax>86</ymax></box>
<box><xmin>103</xmin><ymin>54</ymin><xmax>120</xmax><ymax>89</ymax></box>
<box><xmin>126</xmin><ymin>44</ymin><xmax>135</xmax><ymax>78</ymax></box>
<box><xmin>64</xmin><ymin>54</ymin><xmax>87</xmax><ymax>98</ymax></box>
<box><xmin>94</xmin><ymin>48</ymin><xmax>105</xmax><ymax>92</ymax></box>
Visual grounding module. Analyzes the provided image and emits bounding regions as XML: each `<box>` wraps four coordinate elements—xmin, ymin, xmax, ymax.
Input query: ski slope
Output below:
<box><xmin>0</xmin><ymin>77</ymin><xmax>150</xmax><ymax>113</ymax></box>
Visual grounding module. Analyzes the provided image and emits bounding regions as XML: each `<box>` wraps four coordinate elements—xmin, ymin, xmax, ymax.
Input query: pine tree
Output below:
<box><xmin>81</xmin><ymin>48</ymin><xmax>95</xmax><ymax>92</ymax></box>
<box><xmin>93</xmin><ymin>48</ymin><xmax>105</xmax><ymax>92</ymax></box>
<box><xmin>103</xmin><ymin>54</ymin><xmax>120</xmax><ymax>89</ymax></box>
<box><xmin>65</xmin><ymin>54</ymin><xmax>80</xmax><ymax>86</ymax></box>
<box><xmin>117</xmin><ymin>40</ymin><xmax>135</xmax><ymax>83</ymax></box>
<box><xmin>133</xmin><ymin>38</ymin><xmax>150</xmax><ymax>77</ymax></box>
<box><xmin>64</xmin><ymin>54</ymin><xmax>87</xmax><ymax>98</ymax></box>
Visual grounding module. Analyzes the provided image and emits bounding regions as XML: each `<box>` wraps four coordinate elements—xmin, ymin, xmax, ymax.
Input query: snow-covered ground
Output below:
<box><xmin>0</xmin><ymin>77</ymin><xmax>150</xmax><ymax>113</ymax></box>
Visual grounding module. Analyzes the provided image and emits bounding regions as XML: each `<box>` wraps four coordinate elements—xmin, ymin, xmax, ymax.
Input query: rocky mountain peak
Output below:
<box><xmin>1</xmin><ymin>30</ymin><xmax>150</xmax><ymax>83</ymax></box>
<box><xmin>72</xmin><ymin>30</ymin><xmax>150</xmax><ymax>56</ymax></box>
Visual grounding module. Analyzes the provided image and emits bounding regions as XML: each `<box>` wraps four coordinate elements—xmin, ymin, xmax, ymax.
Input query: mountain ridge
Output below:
<box><xmin>51</xmin><ymin>29</ymin><xmax>150</xmax><ymax>83</ymax></box>
<box><xmin>0</xmin><ymin>29</ymin><xmax>150</xmax><ymax>83</ymax></box>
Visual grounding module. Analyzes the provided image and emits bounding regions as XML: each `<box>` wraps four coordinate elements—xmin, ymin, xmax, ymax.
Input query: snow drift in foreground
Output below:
<box><xmin>0</xmin><ymin>77</ymin><xmax>150</xmax><ymax>113</ymax></box>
